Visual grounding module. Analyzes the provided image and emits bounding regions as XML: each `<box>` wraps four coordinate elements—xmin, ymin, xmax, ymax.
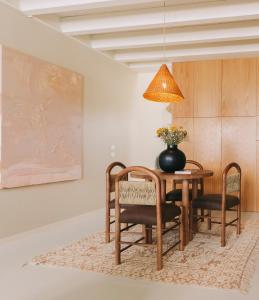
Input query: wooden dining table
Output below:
<box><xmin>131</xmin><ymin>169</ymin><xmax>213</xmax><ymax>246</ymax></box>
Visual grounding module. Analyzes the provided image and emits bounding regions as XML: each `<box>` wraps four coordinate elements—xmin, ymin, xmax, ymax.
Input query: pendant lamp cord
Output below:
<box><xmin>163</xmin><ymin>0</ymin><xmax>166</xmax><ymax>64</ymax></box>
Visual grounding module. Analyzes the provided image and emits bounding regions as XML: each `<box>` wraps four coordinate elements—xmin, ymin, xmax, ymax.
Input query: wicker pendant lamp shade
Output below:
<box><xmin>143</xmin><ymin>64</ymin><xmax>184</xmax><ymax>102</ymax></box>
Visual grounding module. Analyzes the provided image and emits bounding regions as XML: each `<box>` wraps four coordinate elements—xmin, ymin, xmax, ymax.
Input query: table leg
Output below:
<box><xmin>161</xmin><ymin>179</ymin><xmax>166</xmax><ymax>230</ymax></box>
<box><xmin>161</xmin><ymin>179</ymin><xmax>166</xmax><ymax>203</ymax></box>
<box><xmin>182</xmin><ymin>179</ymin><xmax>189</xmax><ymax>246</ymax></box>
<box><xmin>190</xmin><ymin>179</ymin><xmax>198</xmax><ymax>240</ymax></box>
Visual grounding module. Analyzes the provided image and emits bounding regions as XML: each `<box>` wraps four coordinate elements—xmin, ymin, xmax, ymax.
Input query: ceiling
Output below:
<box><xmin>3</xmin><ymin>0</ymin><xmax>259</xmax><ymax>72</ymax></box>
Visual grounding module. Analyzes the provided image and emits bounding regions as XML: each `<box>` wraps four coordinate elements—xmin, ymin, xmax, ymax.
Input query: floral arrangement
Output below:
<box><xmin>156</xmin><ymin>125</ymin><xmax>187</xmax><ymax>146</ymax></box>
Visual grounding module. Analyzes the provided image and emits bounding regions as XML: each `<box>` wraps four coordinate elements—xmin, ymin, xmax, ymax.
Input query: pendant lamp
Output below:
<box><xmin>143</xmin><ymin>1</ymin><xmax>184</xmax><ymax>103</ymax></box>
<box><xmin>143</xmin><ymin>64</ymin><xmax>184</xmax><ymax>102</ymax></box>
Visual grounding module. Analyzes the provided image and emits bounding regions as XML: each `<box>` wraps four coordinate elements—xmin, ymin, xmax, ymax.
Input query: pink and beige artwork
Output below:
<box><xmin>0</xmin><ymin>46</ymin><xmax>83</xmax><ymax>188</ymax></box>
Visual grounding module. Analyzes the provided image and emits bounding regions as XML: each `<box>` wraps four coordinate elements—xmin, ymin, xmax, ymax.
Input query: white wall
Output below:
<box><xmin>0</xmin><ymin>3</ymin><xmax>136</xmax><ymax>238</ymax></box>
<box><xmin>129</xmin><ymin>72</ymin><xmax>172</xmax><ymax>168</ymax></box>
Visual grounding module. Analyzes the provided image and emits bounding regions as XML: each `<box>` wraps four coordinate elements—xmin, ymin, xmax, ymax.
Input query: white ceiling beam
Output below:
<box><xmin>18</xmin><ymin>0</ymin><xmax>167</xmax><ymax>15</ymax></box>
<box><xmin>129</xmin><ymin>52</ymin><xmax>259</xmax><ymax>71</ymax></box>
<box><xmin>114</xmin><ymin>41</ymin><xmax>259</xmax><ymax>63</ymax></box>
<box><xmin>60</xmin><ymin>1</ymin><xmax>259</xmax><ymax>35</ymax></box>
<box><xmin>89</xmin><ymin>20</ymin><xmax>259</xmax><ymax>51</ymax></box>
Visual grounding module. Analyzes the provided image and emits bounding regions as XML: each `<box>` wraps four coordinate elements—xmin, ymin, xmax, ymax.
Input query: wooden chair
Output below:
<box><xmin>105</xmin><ymin>162</ymin><xmax>127</xmax><ymax>243</ymax></box>
<box><xmin>115</xmin><ymin>166</ymin><xmax>184</xmax><ymax>271</ymax></box>
<box><xmin>165</xmin><ymin>160</ymin><xmax>204</xmax><ymax>203</ymax></box>
<box><xmin>191</xmin><ymin>162</ymin><xmax>241</xmax><ymax>247</ymax></box>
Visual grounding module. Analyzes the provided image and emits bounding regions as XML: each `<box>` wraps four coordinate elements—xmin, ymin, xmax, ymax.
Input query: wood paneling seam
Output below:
<box><xmin>220</xmin><ymin>60</ymin><xmax>223</xmax><ymax>200</ymax></box>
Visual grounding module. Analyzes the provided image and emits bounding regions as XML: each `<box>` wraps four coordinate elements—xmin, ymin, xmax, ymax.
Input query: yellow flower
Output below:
<box><xmin>170</xmin><ymin>125</ymin><xmax>177</xmax><ymax>131</ymax></box>
<box><xmin>156</xmin><ymin>128</ymin><xmax>163</xmax><ymax>137</ymax></box>
<box><xmin>156</xmin><ymin>125</ymin><xmax>187</xmax><ymax>145</ymax></box>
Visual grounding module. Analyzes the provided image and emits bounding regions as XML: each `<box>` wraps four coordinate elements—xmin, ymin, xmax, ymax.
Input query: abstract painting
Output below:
<box><xmin>0</xmin><ymin>46</ymin><xmax>83</xmax><ymax>188</ymax></box>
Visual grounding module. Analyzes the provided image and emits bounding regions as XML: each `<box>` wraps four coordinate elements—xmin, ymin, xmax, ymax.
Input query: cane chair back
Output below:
<box><xmin>223</xmin><ymin>163</ymin><xmax>241</xmax><ymax>197</ymax></box>
<box><xmin>119</xmin><ymin>181</ymin><xmax>157</xmax><ymax>206</ymax></box>
<box><xmin>226</xmin><ymin>173</ymin><xmax>241</xmax><ymax>194</ymax></box>
<box><xmin>115</xmin><ymin>166</ymin><xmax>161</xmax><ymax>208</ymax></box>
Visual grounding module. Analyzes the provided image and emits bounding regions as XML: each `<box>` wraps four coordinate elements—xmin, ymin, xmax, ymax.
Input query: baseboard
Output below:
<box><xmin>0</xmin><ymin>207</ymin><xmax>105</xmax><ymax>245</ymax></box>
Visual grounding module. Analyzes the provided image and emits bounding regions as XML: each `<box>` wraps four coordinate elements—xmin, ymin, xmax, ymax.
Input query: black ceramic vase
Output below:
<box><xmin>158</xmin><ymin>144</ymin><xmax>186</xmax><ymax>173</ymax></box>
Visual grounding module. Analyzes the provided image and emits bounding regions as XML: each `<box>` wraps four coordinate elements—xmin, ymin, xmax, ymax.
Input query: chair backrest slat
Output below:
<box><xmin>119</xmin><ymin>181</ymin><xmax>156</xmax><ymax>205</ymax></box>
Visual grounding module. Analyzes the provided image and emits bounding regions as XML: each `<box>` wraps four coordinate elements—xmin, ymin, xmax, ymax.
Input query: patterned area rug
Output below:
<box><xmin>32</xmin><ymin>220</ymin><xmax>259</xmax><ymax>293</ymax></box>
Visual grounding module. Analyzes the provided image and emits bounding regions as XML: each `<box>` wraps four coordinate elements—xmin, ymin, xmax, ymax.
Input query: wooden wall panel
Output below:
<box><xmin>222</xmin><ymin>58</ymin><xmax>256</xmax><ymax>117</ymax></box>
<box><xmin>222</xmin><ymin>117</ymin><xmax>256</xmax><ymax>211</ymax></box>
<box><xmin>256</xmin><ymin>59</ymin><xmax>259</xmax><ymax>211</ymax></box>
<box><xmin>193</xmin><ymin>60</ymin><xmax>222</xmax><ymax>117</ymax></box>
<box><xmin>171</xmin><ymin>58</ymin><xmax>259</xmax><ymax>211</ymax></box>
<box><xmin>193</xmin><ymin>118</ymin><xmax>222</xmax><ymax>194</ymax></box>
<box><xmin>0</xmin><ymin>46</ymin><xmax>2</xmax><ymax>181</ymax></box>
<box><xmin>171</xmin><ymin>60</ymin><xmax>221</xmax><ymax>118</ymax></box>
<box><xmin>257</xmin><ymin>59</ymin><xmax>259</xmax><ymax>115</ymax></box>
<box><xmin>256</xmin><ymin>142</ymin><xmax>259</xmax><ymax>212</ymax></box>
<box><xmin>171</xmin><ymin>62</ymin><xmax>194</xmax><ymax>118</ymax></box>
<box><xmin>173</xmin><ymin>118</ymin><xmax>194</xmax><ymax>160</ymax></box>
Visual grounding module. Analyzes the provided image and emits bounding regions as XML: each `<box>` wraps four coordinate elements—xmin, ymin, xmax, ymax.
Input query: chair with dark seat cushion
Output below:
<box><xmin>191</xmin><ymin>162</ymin><xmax>241</xmax><ymax>247</ymax></box>
<box><xmin>115</xmin><ymin>166</ymin><xmax>184</xmax><ymax>271</ymax></box>
<box><xmin>165</xmin><ymin>160</ymin><xmax>204</xmax><ymax>203</ymax></box>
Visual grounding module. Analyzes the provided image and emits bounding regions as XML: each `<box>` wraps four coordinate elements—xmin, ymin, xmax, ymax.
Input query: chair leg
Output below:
<box><xmin>143</xmin><ymin>225</ymin><xmax>152</xmax><ymax>244</ymax></box>
<box><xmin>156</xmin><ymin>224</ymin><xmax>163</xmax><ymax>271</ymax></box>
<box><xmin>142</xmin><ymin>224</ymin><xmax>146</xmax><ymax>241</ymax></box>
<box><xmin>221</xmin><ymin>210</ymin><xmax>226</xmax><ymax>247</ymax></box>
<box><xmin>192</xmin><ymin>208</ymin><xmax>198</xmax><ymax>234</ymax></box>
<box><xmin>189</xmin><ymin>201</ymin><xmax>193</xmax><ymax>241</ymax></box>
<box><xmin>237</xmin><ymin>204</ymin><xmax>241</xmax><ymax>235</ymax></box>
<box><xmin>207</xmin><ymin>210</ymin><xmax>212</xmax><ymax>230</ymax></box>
<box><xmin>115</xmin><ymin>219</ymin><xmax>121</xmax><ymax>265</ymax></box>
<box><xmin>200</xmin><ymin>208</ymin><xmax>205</xmax><ymax>222</ymax></box>
<box><xmin>105</xmin><ymin>206</ymin><xmax>111</xmax><ymax>243</ymax></box>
